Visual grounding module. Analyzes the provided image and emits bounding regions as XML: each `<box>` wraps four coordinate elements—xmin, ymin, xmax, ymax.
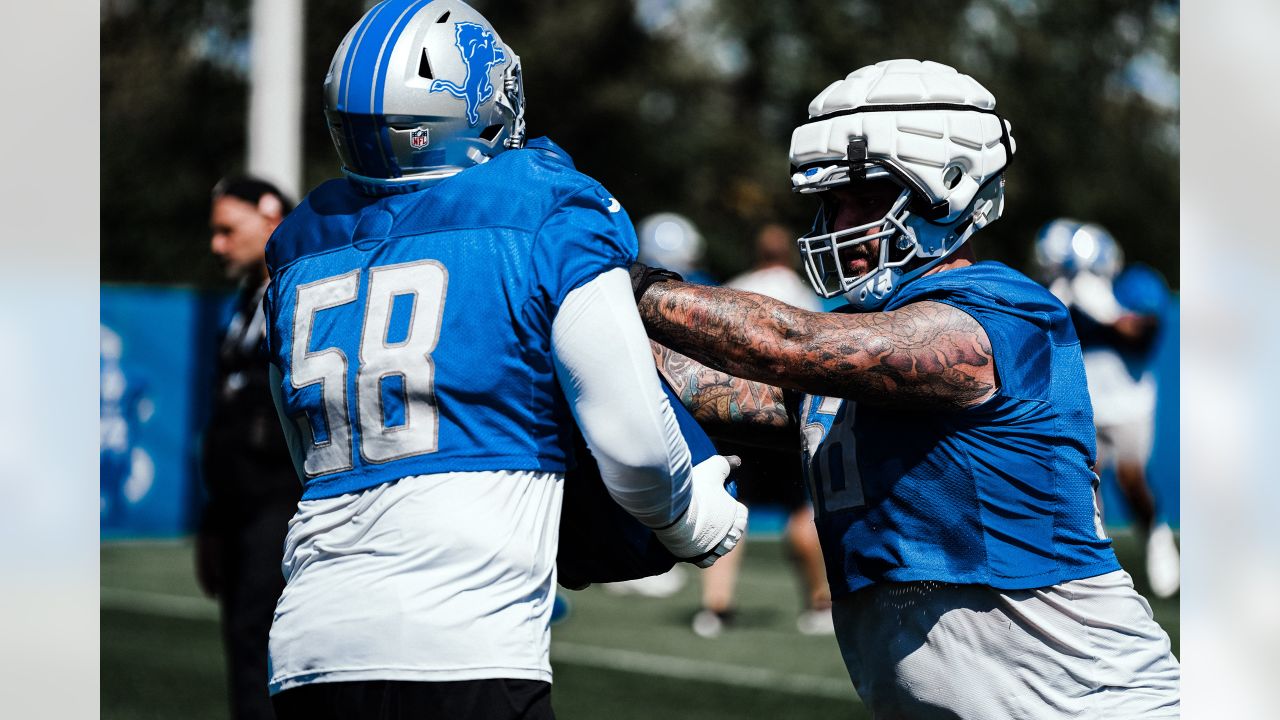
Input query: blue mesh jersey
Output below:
<box><xmin>263</xmin><ymin>138</ymin><xmax>638</xmax><ymax>500</ymax></box>
<box><xmin>802</xmin><ymin>262</ymin><xmax>1120</xmax><ymax>595</ymax></box>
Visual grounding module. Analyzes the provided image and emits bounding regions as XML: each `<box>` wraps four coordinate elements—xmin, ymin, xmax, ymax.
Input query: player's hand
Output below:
<box><xmin>1114</xmin><ymin>313</ymin><xmax>1157</xmax><ymax>344</ymax></box>
<box><xmin>629</xmin><ymin>262</ymin><xmax>684</xmax><ymax>303</ymax></box>
<box><xmin>653</xmin><ymin>455</ymin><xmax>748</xmax><ymax>568</ymax></box>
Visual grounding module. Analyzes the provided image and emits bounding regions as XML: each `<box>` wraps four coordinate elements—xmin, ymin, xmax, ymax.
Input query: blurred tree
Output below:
<box><xmin>102</xmin><ymin>0</ymin><xmax>249</xmax><ymax>285</ymax></box>
<box><xmin>482</xmin><ymin>0</ymin><xmax>1178</xmax><ymax>283</ymax></box>
<box><xmin>101</xmin><ymin>0</ymin><xmax>361</xmax><ymax>287</ymax></box>
<box><xmin>102</xmin><ymin>0</ymin><xmax>1178</xmax><ymax>287</ymax></box>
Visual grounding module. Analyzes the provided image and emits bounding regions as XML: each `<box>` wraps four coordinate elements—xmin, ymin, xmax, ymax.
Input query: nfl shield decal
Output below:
<box><xmin>410</xmin><ymin>127</ymin><xmax>430</xmax><ymax>149</ymax></box>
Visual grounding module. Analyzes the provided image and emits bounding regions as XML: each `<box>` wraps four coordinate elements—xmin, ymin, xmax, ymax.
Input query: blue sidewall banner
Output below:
<box><xmin>101</xmin><ymin>285</ymin><xmax>232</xmax><ymax>538</ymax></box>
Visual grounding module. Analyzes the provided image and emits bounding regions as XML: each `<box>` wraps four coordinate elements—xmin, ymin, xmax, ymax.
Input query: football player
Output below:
<box><xmin>631</xmin><ymin>60</ymin><xmax>1180</xmax><ymax>717</ymax></box>
<box><xmin>262</xmin><ymin>2</ymin><xmax>746</xmax><ymax>718</ymax></box>
<box><xmin>1035</xmin><ymin>220</ymin><xmax>1180</xmax><ymax>598</ymax></box>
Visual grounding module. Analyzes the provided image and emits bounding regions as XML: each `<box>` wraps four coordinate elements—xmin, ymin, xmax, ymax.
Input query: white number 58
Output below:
<box><xmin>288</xmin><ymin>260</ymin><xmax>447</xmax><ymax>477</ymax></box>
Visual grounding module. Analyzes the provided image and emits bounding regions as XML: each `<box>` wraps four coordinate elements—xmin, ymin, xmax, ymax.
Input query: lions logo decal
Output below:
<box><xmin>429</xmin><ymin>22</ymin><xmax>507</xmax><ymax>126</ymax></box>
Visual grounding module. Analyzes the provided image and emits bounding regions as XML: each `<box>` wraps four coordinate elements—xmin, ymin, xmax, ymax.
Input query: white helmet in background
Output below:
<box><xmin>637</xmin><ymin>213</ymin><xmax>705</xmax><ymax>277</ymax></box>
<box><xmin>323</xmin><ymin>0</ymin><xmax>526</xmax><ymax>194</ymax></box>
<box><xmin>1034</xmin><ymin>218</ymin><xmax>1123</xmax><ymax>282</ymax></box>
<box><xmin>789</xmin><ymin>59</ymin><xmax>1015</xmax><ymax>309</ymax></box>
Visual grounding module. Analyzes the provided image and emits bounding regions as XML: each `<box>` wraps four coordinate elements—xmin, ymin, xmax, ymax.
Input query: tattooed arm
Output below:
<box><xmin>638</xmin><ymin>282</ymin><xmax>997</xmax><ymax>410</ymax></box>
<box><xmin>650</xmin><ymin>341</ymin><xmax>799</xmax><ymax>451</ymax></box>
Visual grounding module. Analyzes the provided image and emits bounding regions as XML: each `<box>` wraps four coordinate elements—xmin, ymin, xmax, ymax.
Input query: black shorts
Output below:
<box><xmin>272</xmin><ymin>679</ymin><xmax>554</xmax><ymax>720</ymax></box>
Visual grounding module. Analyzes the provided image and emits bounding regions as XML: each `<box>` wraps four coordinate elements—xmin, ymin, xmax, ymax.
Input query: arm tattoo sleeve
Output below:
<box><xmin>639</xmin><ymin>282</ymin><xmax>997</xmax><ymax>410</ymax></box>
<box><xmin>650</xmin><ymin>341</ymin><xmax>797</xmax><ymax>449</ymax></box>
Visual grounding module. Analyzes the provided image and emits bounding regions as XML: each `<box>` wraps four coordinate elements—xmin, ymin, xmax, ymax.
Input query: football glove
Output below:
<box><xmin>652</xmin><ymin>454</ymin><xmax>749</xmax><ymax>568</ymax></box>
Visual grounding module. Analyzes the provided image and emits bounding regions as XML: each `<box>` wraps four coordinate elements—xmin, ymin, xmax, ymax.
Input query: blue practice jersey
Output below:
<box><xmin>264</xmin><ymin>138</ymin><xmax>637</xmax><ymax>500</ymax></box>
<box><xmin>802</xmin><ymin>262</ymin><xmax>1120</xmax><ymax>595</ymax></box>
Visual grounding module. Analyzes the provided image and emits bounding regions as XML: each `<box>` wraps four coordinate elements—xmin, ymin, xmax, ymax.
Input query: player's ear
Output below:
<box><xmin>258</xmin><ymin>194</ymin><xmax>284</xmax><ymax>224</ymax></box>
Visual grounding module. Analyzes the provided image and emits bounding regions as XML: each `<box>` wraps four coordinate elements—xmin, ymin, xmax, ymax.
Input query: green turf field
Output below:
<box><xmin>101</xmin><ymin>532</ymin><xmax>1178</xmax><ymax>719</ymax></box>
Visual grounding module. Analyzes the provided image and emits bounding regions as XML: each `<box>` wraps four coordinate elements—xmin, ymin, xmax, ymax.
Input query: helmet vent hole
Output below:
<box><xmin>479</xmin><ymin>124</ymin><xmax>504</xmax><ymax>142</ymax></box>
<box><xmin>943</xmin><ymin>166</ymin><xmax>963</xmax><ymax>189</ymax></box>
<box><xmin>417</xmin><ymin>49</ymin><xmax>433</xmax><ymax>79</ymax></box>
<box><xmin>436</xmin><ymin>11</ymin><xmax>451</xmax><ymax>23</ymax></box>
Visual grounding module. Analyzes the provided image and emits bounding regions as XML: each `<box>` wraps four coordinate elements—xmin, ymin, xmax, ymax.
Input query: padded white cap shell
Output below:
<box><xmin>789</xmin><ymin>59</ymin><xmax>1015</xmax><ymax>222</ymax></box>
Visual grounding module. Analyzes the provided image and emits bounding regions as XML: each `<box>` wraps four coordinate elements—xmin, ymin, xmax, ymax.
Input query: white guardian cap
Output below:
<box><xmin>789</xmin><ymin>59</ymin><xmax>1015</xmax><ymax>309</ymax></box>
<box><xmin>323</xmin><ymin>0</ymin><xmax>526</xmax><ymax>194</ymax></box>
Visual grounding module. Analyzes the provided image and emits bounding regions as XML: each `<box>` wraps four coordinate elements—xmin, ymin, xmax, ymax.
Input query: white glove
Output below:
<box><xmin>652</xmin><ymin>455</ymin><xmax>749</xmax><ymax>568</ymax></box>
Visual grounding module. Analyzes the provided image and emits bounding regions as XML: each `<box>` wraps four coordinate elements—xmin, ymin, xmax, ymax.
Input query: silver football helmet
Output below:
<box><xmin>636</xmin><ymin>213</ymin><xmax>705</xmax><ymax>277</ymax></box>
<box><xmin>1034</xmin><ymin>219</ymin><xmax>1123</xmax><ymax>282</ymax></box>
<box><xmin>323</xmin><ymin>0</ymin><xmax>526</xmax><ymax>193</ymax></box>
<box><xmin>789</xmin><ymin>59</ymin><xmax>1016</xmax><ymax>309</ymax></box>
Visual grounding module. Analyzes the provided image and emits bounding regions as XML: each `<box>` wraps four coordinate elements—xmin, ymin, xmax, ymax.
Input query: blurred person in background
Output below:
<box><xmin>262</xmin><ymin>2</ymin><xmax>745</xmax><ymax>718</ymax></box>
<box><xmin>726</xmin><ymin>223</ymin><xmax>824</xmax><ymax>310</ymax></box>
<box><xmin>1034</xmin><ymin>219</ymin><xmax>1180</xmax><ymax>598</ymax></box>
<box><xmin>637</xmin><ymin>212</ymin><xmax>717</xmax><ymax>286</ymax></box>
<box><xmin>690</xmin><ymin>224</ymin><xmax>832</xmax><ymax>637</ymax></box>
<box><xmin>197</xmin><ymin>175</ymin><xmax>300</xmax><ymax>720</ymax></box>
<box><xmin>631</xmin><ymin>59</ymin><xmax>1179</xmax><ymax>717</ymax></box>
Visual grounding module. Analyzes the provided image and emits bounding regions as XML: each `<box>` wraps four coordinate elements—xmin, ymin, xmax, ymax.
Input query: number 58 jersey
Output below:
<box><xmin>263</xmin><ymin>138</ymin><xmax>637</xmax><ymax>500</ymax></box>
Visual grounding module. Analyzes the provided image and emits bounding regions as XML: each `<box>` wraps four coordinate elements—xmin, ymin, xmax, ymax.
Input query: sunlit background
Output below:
<box><xmin>100</xmin><ymin>0</ymin><xmax>1179</xmax><ymax>287</ymax></box>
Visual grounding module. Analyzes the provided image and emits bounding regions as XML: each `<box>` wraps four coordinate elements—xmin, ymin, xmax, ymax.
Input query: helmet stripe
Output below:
<box><xmin>373</xmin><ymin>0</ymin><xmax>434</xmax><ymax>115</ymax></box>
<box><xmin>345</xmin><ymin>0</ymin><xmax>416</xmax><ymax>115</ymax></box>
<box><xmin>341</xmin><ymin>0</ymin><xmax>426</xmax><ymax>178</ymax></box>
<box><xmin>338</xmin><ymin>0</ymin><xmax>394</xmax><ymax>176</ymax></box>
<box><xmin>340</xmin><ymin>0</ymin><xmax>393</xmax><ymax>113</ymax></box>
<box><xmin>372</xmin><ymin>0</ymin><xmax>436</xmax><ymax>178</ymax></box>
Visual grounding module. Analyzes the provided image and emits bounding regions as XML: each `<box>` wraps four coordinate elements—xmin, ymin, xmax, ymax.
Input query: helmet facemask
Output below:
<box><xmin>797</xmin><ymin>165</ymin><xmax>1006</xmax><ymax>310</ymax></box>
<box><xmin>497</xmin><ymin>60</ymin><xmax>526</xmax><ymax>150</ymax></box>
<box><xmin>798</xmin><ymin>171</ymin><xmax>914</xmax><ymax>303</ymax></box>
<box><xmin>787</xmin><ymin>60</ymin><xmax>1016</xmax><ymax>309</ymax></box>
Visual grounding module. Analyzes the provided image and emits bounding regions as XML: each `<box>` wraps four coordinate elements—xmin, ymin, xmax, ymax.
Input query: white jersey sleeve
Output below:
<box><xmin>551</xmin><ymin>267</ymin><xmax>692</xmax><ymax>528</ymax></box>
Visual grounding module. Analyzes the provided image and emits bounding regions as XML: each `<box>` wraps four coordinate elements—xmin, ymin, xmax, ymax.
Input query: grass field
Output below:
<box><xmin>102</xmin><ymin>532</ymin><xmax>1178</xmax><ymax>719</ymax></box>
